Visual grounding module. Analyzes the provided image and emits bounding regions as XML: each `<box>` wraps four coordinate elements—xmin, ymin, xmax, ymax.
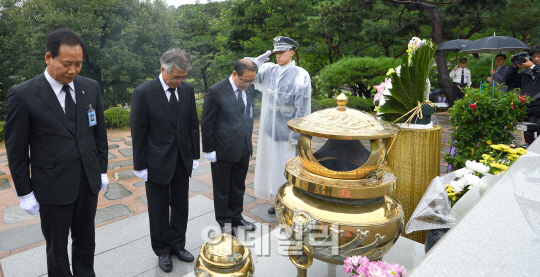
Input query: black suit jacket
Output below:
<box><xmin>201</xmin><ymin>78</ymin><xmax>254</xmax><ymax>163</ymax></box>
<box><xmin>4</xmin><ymin>74</ymin><xmax>108</xmax><ymax>205</ymax></box>
<box><xmin>130</xmin><ymin>77</ymin><xmax>200</xmax><ymax>185</ymax></box>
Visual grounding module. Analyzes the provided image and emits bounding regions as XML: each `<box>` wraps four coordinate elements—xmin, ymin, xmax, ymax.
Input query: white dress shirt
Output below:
<box><xmin>159</xmin><ymin>73</ymin><xmax>179</xmax><ymax>101</ymax></box>
<box><xmin>449</xmin><ymin>67</ymin><xmax>472</xmax><ymax>87</ymax></box>
<box><xmin>229</xmin><ymin>75</ymin><xmax>247</xmax><ymax>113</ymax></box>
<box><xmin>44</xmin><ymin>69</ymin><xmax>76</xmax><ymax>113</ymax></box>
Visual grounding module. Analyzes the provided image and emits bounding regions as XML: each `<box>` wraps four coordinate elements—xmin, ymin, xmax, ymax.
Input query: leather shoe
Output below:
<box><xmin>158</xmin><ymin>253</ymin><xmax>172</xmax><ymax>272</ymax></box>
<box><xmin>221</xmin><ymin>225</ymin><xmax>236</xmax><ymax>237</ymax></box>
<box><xmin>268</xmin><ymin>206</ymin><xmax>275</xmax><ymax>214</ymax></box>
<box><xmin>234</xmin><ymin>219</ymin><xmax>256</xmax><ymax>231</ymax></box>
<box><xmin>171</xmin><ymin>249</ymin><xmax>194</xmax><ymax>263</ymax></box>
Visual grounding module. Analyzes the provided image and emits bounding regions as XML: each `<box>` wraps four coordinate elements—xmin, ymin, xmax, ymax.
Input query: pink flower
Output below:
<box><xmin>357</xmin><ymin>256</ymin><xmax>370</xmax><ymax>268</ymax></box>
<box><xmin>519</xmin><ymin>95</ymin><xmax>526</xmax><ymax>103</ymax></box>
<box><xmin>343</xmin><ymin>262</ymin><xmax>355</xmax><ymax>274</ymax></box>
<box><xmin>386</xmin><ymin>263</ymin><xmax>405</xmax><ymax>277</ymax></box>
<box><xmin>373</xmin><ymin>78</ymin><xmax>390</xmax><ymax>103</ymax></box>
<box><xmin>366</xmin><ymin>262</ymin><xmax>390</xmax><ymax>277</ymax></box>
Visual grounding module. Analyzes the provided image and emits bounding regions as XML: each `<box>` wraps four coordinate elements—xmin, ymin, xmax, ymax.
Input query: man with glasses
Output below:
<box><xmin>249</xmin><ymin>36</ymin><xmax>311</xmax><ymax>214</ymax></box>
<box><xmin>131</xmin><ymin>48</ymin><xmax>200</xmax><ymax>272</ymax></box>
<box><xmin>201</xmin><ymin>59</ymin><xmax>258</xmax><ymax>236</ymax></box>
<box><xmin>487</xmin><ymin>54</ymin><xmax>510</xmax><ymax>93</ymax></box>
<box><xmin>505</xmin><ymin>45</ymin><xmax>540</xmax><ymax>125</ymax></box>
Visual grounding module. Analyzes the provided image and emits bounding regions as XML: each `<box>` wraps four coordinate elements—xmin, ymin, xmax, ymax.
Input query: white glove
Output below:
<box><xmin>205</xmin><ymin>151</ymin><xmax>217</xmax><ymax>163</ymax></box>
<box><xmin>192</xmin><ymin>159</ymin><xmax>199</xmax><ymax>170</ymax></box>
<box><xmin>134</xmin><ymin>169</ymin><xmax>148</xmax><ymax>181</ymax></box>
<box><xmin>253</xmin><ymin>50</ymin><xmax>272</xmax><ymax>67</ymax></box>
<box><xmin>100</xmin><ymin>173</ymin><xmax>109</xmax><ymax>191</ymax></box>
<box><xmin>20</xmin><ymin>191</ymin><xmax>40</xmax><ymax>215</ymax></box>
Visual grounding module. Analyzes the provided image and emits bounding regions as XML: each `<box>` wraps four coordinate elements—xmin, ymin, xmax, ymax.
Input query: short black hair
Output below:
<box><xmin>529</xmin><ymin>45</ymin><xmax>540</xmax><ymax>56</ymax></box>
<box><xmin>495</xmin><ymin>54</ymin><xmax>507</xmax><ymax>59</ymax></box>
<box><xmin>234</xmin><ymin>59</ymin><xmax>258</xmax><ymax>76</ymax></box>
<box><xmin>45</xmin><ymin>29</ymin><xmax>86</xmax><ymax>58</ymax></box>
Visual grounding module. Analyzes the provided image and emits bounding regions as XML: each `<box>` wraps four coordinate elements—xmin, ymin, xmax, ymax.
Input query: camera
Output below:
<box><xmin>511</xmin><ymin>52</ymin><xmax>531</xmax><ymax>65</ymax></box>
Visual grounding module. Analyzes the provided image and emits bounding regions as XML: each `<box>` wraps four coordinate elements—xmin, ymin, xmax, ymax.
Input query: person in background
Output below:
<box><xmin>436</xmin><ymin>92</ymin><xmax>447</xmax><ymax>103</ymax></box>
<box><xmin>505</xmin><ymin>45</ymin><xmax>540</xmax><ymax>126</ymax></box>
<box><xmin>487</xmin><ymin>54</ymin><xmax>510</xmax><ymax>93</ymax></box>
<box><xmin>130</xmin><ymin>49</ymin><xmax>200</xmax><ymax>273</ymax></box>
<box><xmin>449</xmin><ymin>58</ymin><xmax>472</xmax><ymax>101</ymax></box>
<box><xmin>4</xmin><ymin>28</ymin><xmax>109</xmax><ymax>276</ymax></box>
<box><xmin>201</xmin><ymin>59</ymin><xmax>258</xmax><ymax>237</ymax></box>
<box><xmin>249</xmin><ymin>36</ymin><xmax>312</xmax><ymax>214</ymax></box>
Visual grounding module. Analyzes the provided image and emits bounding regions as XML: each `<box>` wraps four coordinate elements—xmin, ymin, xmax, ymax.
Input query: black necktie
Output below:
<box><xmin>460</xmin><ymin>69</ymin><xmax>465</xmax><ymax>86</ymax></box>
<box><xmin>236</xmin><ymin>89</ymin><xmax>244</xmax><ymax>114</ymax></box>
<box><xmin>63</xmin><ymin>85</ymin><xmax>76</xmax><ymax>129</ymax></box>
<box><xmin>168</xmin><ymin>88</ymin><xmax>179</xmax><ymax>121</ymax></box>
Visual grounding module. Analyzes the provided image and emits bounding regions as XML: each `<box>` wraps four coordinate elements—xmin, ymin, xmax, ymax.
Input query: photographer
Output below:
<box><xmin>505</xmin><ymin>45</ymin><xmax>540</xmax><ymax>124</ymax></box>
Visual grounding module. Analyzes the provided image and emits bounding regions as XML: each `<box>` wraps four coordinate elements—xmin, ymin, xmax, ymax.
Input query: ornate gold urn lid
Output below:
<box><xmin>287</xmin><ymin>93</ymin><xmax>400</xmax><ymax>140</ymax></box>
<box><xmin>199</xmin><ymin>233</ymin><xmax>250</xmax><ymax>269</ymax></box>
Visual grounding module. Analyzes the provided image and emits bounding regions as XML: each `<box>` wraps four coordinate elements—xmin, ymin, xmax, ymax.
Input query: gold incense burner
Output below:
<box><xmin>194</xmin><ymin>233</ymin><xmax>254</xmax><ymax>277</ymax></box>
<box><xmin>276</xmin><ymin>94</ymin><xmax>404</xmax><ymax>276</ymax></box>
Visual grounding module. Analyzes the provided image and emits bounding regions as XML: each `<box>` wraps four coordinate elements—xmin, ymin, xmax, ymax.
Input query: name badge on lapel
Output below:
<box><xmin>88</xmin><ymin>104</ymin><xmax>97</xmax><ymax>126</ymax></box>
<box><xmin>250</xmin><ymin>103</ymin><xmax>253</xmax><ymax>118</ymax></box>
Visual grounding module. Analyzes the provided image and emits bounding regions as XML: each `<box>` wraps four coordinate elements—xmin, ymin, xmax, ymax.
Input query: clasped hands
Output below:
<box><xmin>134</xmin><ymin>159</ymin><xmax>200</xmax><ymax>182</ymax></box>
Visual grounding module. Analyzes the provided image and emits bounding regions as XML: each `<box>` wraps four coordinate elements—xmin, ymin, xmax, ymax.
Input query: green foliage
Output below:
<box><xmin>346</xmin><ymin>96</ymin><xmax>375</xmax><ymax>112</ymax></box>
<box><xmin>0</xmin><ymin>121</ymin><xmax>4</xmax><ymax>142</ymax></box>
<box><xmin>254</xmin><ymin>102</ymin><xmax>262</xmax><ymax>118</ymax></box>
<box><xmin>312</xmin><ymin>96</ymin><xmax>374</xmax><ymax>112</ymax></box>
<box><xmin>379</xmin><ymin>42</ymin><xmax>436</xmax><ymax>122</ymax></box>
<box><xmin>317</xmin><ymin>57</ymin><xmax>400</xmax><ymax>99</ymax></box>
<box><xmin>444</xmin><ymin>85</ymin><xmax>529</xmax><ymax>169</ymax></box>
<box><xmin>104</xmin><ymin>107</ymin><xmax>130</xmax><ymax>129</ymax></box>
<box><xmin>196</xmin><ymin>107</ymin><xmax>203</xmax><ymax>122</ymax></box>
<box><xmin>311</xmin><ymin>99</ymin><xmax>322</xmax><ymax>112</ymax></box>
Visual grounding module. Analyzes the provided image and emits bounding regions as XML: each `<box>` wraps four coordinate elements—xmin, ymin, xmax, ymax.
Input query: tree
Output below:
<box><xmin>1</xmin><ymin>0</ymin><xmax>178</xmax><ymax>108</ymax></box>
<box><xmin>318</xmin><ymin>57</ymin><xmax>400</xmax><ymax>98</ymax></box>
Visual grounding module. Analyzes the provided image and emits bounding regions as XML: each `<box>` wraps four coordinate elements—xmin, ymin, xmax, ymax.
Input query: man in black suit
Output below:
<box><xmin>4</xmin><ymin>29</ymin><xmax>109</xmax><ymax>277</ymax></box>
<box><xmin>131</xmin><ymin>49</ymin><xmax>200</xmax><ymax>272</ymax></box>
<box><xmin>201</xmin><ymin>59</ymin><xmax>257</xmax><ymax>236</ymax></box>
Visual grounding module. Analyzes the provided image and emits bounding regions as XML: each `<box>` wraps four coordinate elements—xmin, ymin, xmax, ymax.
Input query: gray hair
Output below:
<box><xmin>160</xmin><ymin>48</ymin><xmax>192</xmax><ymax>72</ymax></box>
<box><xmin>234</xmin><ymin>59</ymin><xmax>258</xmax><ymax>76</ymax></box>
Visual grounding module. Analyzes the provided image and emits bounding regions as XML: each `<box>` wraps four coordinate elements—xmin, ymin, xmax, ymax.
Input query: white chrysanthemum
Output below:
<box><xmin>451</xmin><ymin>179</ymin><xmax>466</xmax><ymax>193</ymax></box>
<box><xmin>465</xmin><ymin>160</ymin><xmax>490</xmax><ymax>175</ymax></box>
<box><xmin>455</xmin><ymin>168</ymin><xmax>473</xmax><ymax>178</ymax></box>
<box><xmin>464</xmin><ymin>173</ymin><xmax>481</xmax><ymax>187</ymax></box>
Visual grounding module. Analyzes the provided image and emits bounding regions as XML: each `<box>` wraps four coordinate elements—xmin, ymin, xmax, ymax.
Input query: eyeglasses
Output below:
<box><xmin>171</xmin><ymin>76</ymin><xmax>187</xmax><ymax>82</ymax></box>
<box><xmin>240</xmin><ymin>78</ymin><xmax>255</xmax><ymax>86</ymax></box>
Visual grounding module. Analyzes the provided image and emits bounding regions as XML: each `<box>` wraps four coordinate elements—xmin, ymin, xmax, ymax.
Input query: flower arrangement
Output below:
<box><xmin>373</xmin><ymin>37</ymin><xmax>436</xmax><ymax>124</ymax></box>
<box><xmin>445</xmin><ymin>145</ymin><xmax>526</xmax><ymax>206</ymax></box>
<box><xmin>343</xmin><ymin>255</ymin><xmax>407</xmax><ymax>277</ymax></box>
<box><xmin>444</xmin><ymin>84</ymin><xmax>530</xmax><ymax>169</ymax></box>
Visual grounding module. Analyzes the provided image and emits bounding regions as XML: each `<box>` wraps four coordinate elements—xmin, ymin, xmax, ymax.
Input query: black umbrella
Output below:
<box><xmin>459</xmin><ymin>36</ymin><xmax>530</xmax><ymax>54</ymax></box>
<box><xmin>437</xmin><ymin>39</ymin><xmax>472</xmax><ymax>53</ymax></box>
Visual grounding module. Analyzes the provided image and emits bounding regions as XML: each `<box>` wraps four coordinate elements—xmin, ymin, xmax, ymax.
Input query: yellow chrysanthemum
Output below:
<box><xmin>493</xmin><ymin>171</ymin><xmax>500</xmax><ymax>175</ymax></box>
<box><xmin>490</xmin><ymin>162</ymin><xmax>502</xmax><ymax>169</ymax></box>
<box><xmin>447</xmin><ymin>193</ymin><xmax>456</xmax><ymax>196</ymax></box>
<box><xmin>516</xmin><ymin>148</ymin><xmax>527</xmax><ymax>155</ymax></box>
<box><xmin>500</xmin><ymin>165</ymin><xmax>509</xmax><ymax>171</ymax></box>
<box><xmin>506</xmin><ymin>148</ymin><xmax>517</xmax><ymax>154</ymax></box>
<box><xmin>500</xmin><ymin>144</ymin><xmax>510</xmax><ymax>151</ymax></box>
<box><xmin>490</xmin><ymin>145</ymin><xmax>501</xmax><ymax>150</ymax></box>
<box><xmin>508</xmin><ymin>156</ymin><xmax>515</xmax><ymax>161</ymax></box>
<box><xmin>482</xmin><ymin>154</ymin><xmax>491</xmax><ymax>160</ymax></box>
<box><xmin>486</xmin><ymin>140</ymin><xmax>492</xmax><ymax>145</ymax></box>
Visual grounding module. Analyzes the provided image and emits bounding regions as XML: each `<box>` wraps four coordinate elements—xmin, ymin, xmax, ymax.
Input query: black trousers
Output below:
<box><xmin>211</xmin><ymin>144</ymin><xmax>249</xmax><ymax>226</ymax></box>
<box><xmin>145</xmin><ymin>155</ymin><xmax>189</xmax><ymax>256</ymax></box>
<box><xmin>452</xmin><ymin>82</ymin><xmax>465</xmax><ymax>101</ymax></box>
<box><xmin>40</xmin><ymin>164</ymin><xmax>98</xmax><ymax>277</ymax></box>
